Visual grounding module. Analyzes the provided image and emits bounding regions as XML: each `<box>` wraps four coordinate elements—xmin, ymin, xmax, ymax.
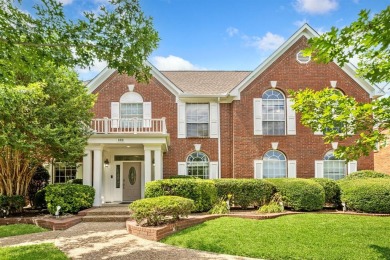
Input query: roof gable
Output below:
<box><xmin>229</xmin><ymin>24</ymin><xmax>384</xmax><ymax>99</ymax></box>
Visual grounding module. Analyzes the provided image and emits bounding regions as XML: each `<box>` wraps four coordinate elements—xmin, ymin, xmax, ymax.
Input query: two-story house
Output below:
<box><xmin>48</xmin><ymin>24</ymin><xmax>383</xmax><ymax>206</ymax></box>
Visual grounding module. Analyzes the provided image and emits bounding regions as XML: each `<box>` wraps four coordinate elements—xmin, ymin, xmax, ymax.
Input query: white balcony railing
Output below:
<box><xmin>91</xmin><ymin>117</ymin><xmax>167</xmax><ymax>134</ymax></box>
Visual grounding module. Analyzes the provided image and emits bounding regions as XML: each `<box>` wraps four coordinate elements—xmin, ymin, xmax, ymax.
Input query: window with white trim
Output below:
<box><xmin>54</xmin><ymin>163</ymin><xmax>77</xmax><ymax>183</ymax></box>
<box><xmin>120</xmin><ymin>103</ymin><xmax>143</xmax><ymax>128</ymax></box>
<box><xmin>186</xmin><ymin>104</ymin><xmax>209</xmax><ymax>137</ymax></box>
<box><xmin>262</xmin><ymin>90</ymin><xmax>285</xmax><ymax>135</ymax></box>
<box><xmin>263</xmin><ymin>150</ymin><xmax>287</xmax><ymax>178</ymax></box>
<box><xmin>186</xmin><ymin>151</ymin><xmax>209</xmax><ymax>179</ymax></box>
<box><xmin>324</xmin><ymin>150</ymin><xmax>346</xmax><ymax>180</ymax></box>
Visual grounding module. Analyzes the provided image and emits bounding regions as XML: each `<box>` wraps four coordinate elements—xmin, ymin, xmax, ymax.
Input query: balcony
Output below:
<box><xmin>91</xmin><ymin>118</ymin><xmax>167</xmax><ymax>134</ymax></box>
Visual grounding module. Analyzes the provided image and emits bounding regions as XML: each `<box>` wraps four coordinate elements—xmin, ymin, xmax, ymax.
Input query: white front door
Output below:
<box><xmin>122</xmin><ymin>162</ymin><xmax>141</xmax><ymax>202</ymax></box>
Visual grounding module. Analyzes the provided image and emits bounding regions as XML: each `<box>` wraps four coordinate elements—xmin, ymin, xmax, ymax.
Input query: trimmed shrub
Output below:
<box><xmin>267</xmin><ymin>178</ymin><xmax>325</xmax><ymax>211</ymax></box>
<box><xmin>213</xmin><ymin>179</ymin><xmax>275</xmax><ymax>209</ymax></box>
<box><xmin>34</xmin><ymin>189</ymin><xmax>47</xmax><ymax>209</ymax></box>
<box><xmin>45</xmin><ymin>184</ymin><xmax>95</xmax><ymax>215</ymax></box>
<box><xmin>145</xmin><ymin>179</ymin><xmax>217</xmax><ymax>212</ymax></box>
<box><xmin>27</xmin><ymin>165</ymin><xmax>50</xmax><ymax>207</ymax></box>
<box><xmin>169</xmin><ymin>175</ymin><xmax>199</xmax><ymax>179</ymax></box>
<box><xmin>312</xmin><ymin>178</ymin><xmax>341</xmax><ymax>206</ymax></box>
<box><xmin>67</xmin><ymin>179</ymin><xmax>83</xmax><ymax>184</ymax></box>
<box><xmin>129</xmin><ymin>196</ymin><xmax>194</xmax><ymax>226</ymax></box>
<box><xmin>0</xmin><ymin>195</ymin><xmax>25</xmax><ymax>216</ymax></box>
<box><xmin>338</xmin><ymin>178</ymin><xmax>390</xmax><ymax>213</ymax></box>
<box><xmin>345</xmin><ymin>170</ymin><xmax>390</xmax><ymax>180</ymax></box>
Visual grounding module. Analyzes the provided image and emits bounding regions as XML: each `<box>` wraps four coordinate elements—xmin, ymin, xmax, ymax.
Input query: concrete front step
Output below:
<box><xmin>82</xmin><ymin>215</ymin><xmax>130</xmax><ymax>222</ymax></box>
<box><xmin>84</xmin><ymin>211</ymin><xmax>130</xmax><ymax>216</ymax></box>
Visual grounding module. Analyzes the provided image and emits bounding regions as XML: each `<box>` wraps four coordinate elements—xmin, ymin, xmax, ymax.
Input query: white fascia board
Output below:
<box><xmin>86</xmin><ymin>67</ymin><xmax>116</xmax><ymax>94</ymax></box>
<box><xmin>146</xmin><ymin>61</ymin><xmax>183</xmax><ymax>97</ymax></box>
<box><xmin>230</xmin><ymin>24</ymin><xmax>319</xmax><ymax>100</ymax></box>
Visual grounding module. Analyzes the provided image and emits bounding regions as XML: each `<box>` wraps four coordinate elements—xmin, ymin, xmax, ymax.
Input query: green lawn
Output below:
<box><xmin>0</xmin><ymin>224</ymin><xmax>47</xmax><ymax>238</ymax></box>
<box><xmin>0</xmin><ymin>243</ymin><xmax>68</xmax><ymax>260</ymax></box>
<box><xmin>162</xmin><ymin>214</ymin><xmax>390</xmax><ymax>260</ymax></box>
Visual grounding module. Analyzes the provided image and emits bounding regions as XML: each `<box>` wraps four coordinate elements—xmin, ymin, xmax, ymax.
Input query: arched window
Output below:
<box><xmin>186</xmin><ymin>151</ymin><xmax>209</xmax><ymax>179</ymax></box>
<box><xmin>119</xmin><ymin>92</ymin><xmax>143</xmax><ymax>128</ymax></box>
<box><xmin>263</xmin><ymin>150</ymin><xmax>287</xmax><ymax>178</ymax></box>
<box><xmin>262</xmin><ymin>90</ymin><xmax>285</xmax><ymax>135</ymax></box>
<box><xmin>324</xmin><ymin>150</ymin><xmax>346</xmax><ymax>180</ymax></box>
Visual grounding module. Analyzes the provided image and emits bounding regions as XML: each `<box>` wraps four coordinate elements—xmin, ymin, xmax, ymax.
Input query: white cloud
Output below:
<box><xmin>58</xmin><ymin>0</ymin><xmax>74</xmax><ymax>6</ymax></box>
<box><xmin>76</xmin><ymin>59</ymin><xmax>108</xmax><ymax>81</ymax></box>
<box><xmin>294</xmin><ymin>0</ymin><xmax>338</xmax><ymax>14</ymax></box>
<box><xmin>294</xmin><ymin>19</ymin><xmax>309</xmax><ymax>27</ymax></box>
<box><xmin>244</xmin><ymin>32</ymin><xmax>285</xmax><ymax>51</ymax></box>
<box><xmin>151</xmin><ymin>55</ymin><xmax>205</xmax><ymax>70</ymax></box>
<box><xmin>226</xmin><ymin>27</ymin><xmax>239</xmax><ymax>37</ymax></box>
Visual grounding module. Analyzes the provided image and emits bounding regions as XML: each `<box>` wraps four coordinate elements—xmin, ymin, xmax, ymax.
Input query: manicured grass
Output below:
<box><xmin>0</xmin><ymin>224</ymin><xmax>47</xmax><ymax>238</ymax></box>
<box><xmin>162</xmin><ymin>214</ymin><xmax>390</xmax><ymax>260</ymax></box>
<box><xmin>0</xmin><ymin>243</ymin><xmax>68</xmax><ymax>260</ymax></box>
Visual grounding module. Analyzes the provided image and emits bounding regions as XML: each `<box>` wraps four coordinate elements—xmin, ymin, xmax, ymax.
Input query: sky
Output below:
<box><xmin>19</xmin><ymin>0</ymin><xmax>390</xmax><ymax>82</ymax></box>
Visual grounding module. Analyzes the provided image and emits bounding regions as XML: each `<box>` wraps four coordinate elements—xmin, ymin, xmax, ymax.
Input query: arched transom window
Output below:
<box><xmin>186</xmin><ymin>151</ymin><xmax>209</xmax><ymax>179</ymax></box>
<box><xmin>324</xmin><ymin>150</ymin><xmax>346</xmax><ymax>180</ymax></box>
<box><xmin>262</xmin><ymin>90</ymin><xmax>285</xmax><ymax>135</ymax></box>
<box><xmin>263</xmin><ymin>150</ymin><xmax>287</xmax><ymax>178</ymax></box>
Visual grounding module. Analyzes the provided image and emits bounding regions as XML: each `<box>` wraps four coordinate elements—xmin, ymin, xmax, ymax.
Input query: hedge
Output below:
<box><xmin>129</xmin><ymin>196</ymin><xmax>194</xmax><ymax>226</ymax></box>
<box><xmin>344</xmin><ymin>170</ymin><xmax>390</xmax><ymax>180</ymax></box>
<box><xmin>267</xmin><ymin>178</ymin><xmax>325</xmax><ymax>211</ymax></box>
<box><xmin>312</xmin><ymin>178</ymin><xmax>341</xmax><ymax>206</ymax></box>
<box><xmin>145</xmin><ymin>179</ymin><xmax>217</xmax><ymax>212</ymax></box>
<box><xmin>45</xmin><ymin>184</ymin><xmax>95</xmax><ymax>215</ymax></box>
<box><xmin>0</xmin><ymin>195</ymin><xmax>25</xmax><ymax>216</ymax></box>
<box><xmin>338</xmin><ymin>178</ymin><xmax>390</xmax><ymax>213</ymax></box>
<box><xmin>213</xmin><ymin>179</ymin><xmax>275</xmax><ymax>209</ymax></box>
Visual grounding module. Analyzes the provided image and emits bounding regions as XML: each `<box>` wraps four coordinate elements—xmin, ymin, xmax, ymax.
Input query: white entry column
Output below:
<box><xmin>154</xmin><ymin>148</ymin><xmax>163</xmax><ymax>180</ymax></box>
<box><xmin>82</xmin><ymin>149</ymin><xmax>92</xmax><ymax>186</ymax></box>
<box><xmin>93</xmin><ymin>148</ymin><xmax>103</xmax><ymax>206</ymax></box>
<box><xmin>144</xmin><ymin>148</ymin><xmax>152</xmax><ymax>184</ymax></box>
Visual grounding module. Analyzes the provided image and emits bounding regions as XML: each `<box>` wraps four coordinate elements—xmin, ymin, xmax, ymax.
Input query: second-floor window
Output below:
<box><xmin>262</xmin><ymin>90</ymin><xmax>285</xmax><ymax>135</ymax></box>
<box><xmin>120</xmin><ymin>103</ymin><xmax>143</xmax><ymax>127</ymax></box>
<box><xmin>186</xmin><ymin>103</ymin><xmax>209</xmax><ymax>137</ymax></box>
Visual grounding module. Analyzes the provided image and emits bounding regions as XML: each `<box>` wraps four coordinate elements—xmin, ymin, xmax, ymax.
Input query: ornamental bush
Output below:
<box><xmin>338</xmin><ymin>178</ymin><xmax>390</xmax><ymax>213</ymax></box>
<box><xmin>45</xmin><ymin>184</ymin><xmax>95</xmax><ymax>215</ymax></box>
<box><xmin>267</xmin><ymin>178</ymin><xmax>325</xmax><ymax>211</ymax></box>
<box><xmin>0</xmin><ymin>195</ymin><xmax>25</xmax><ymax>217</ymax></box>
<box><xmin>27</xmin><ymin>165</ymin><xmax>50</xmax><ymax>207</ymax></box>
<box><xmin>145</xmin><ymin>179</ymin><xmax>217</xmax><ymax>212</ymax></box>
<box><xmin>129</xmin><ymin>196</ymin><xmax>194</xmax><ymax>226</ymax></box>
<box><xmin>213</xmin><ymin>179</ymin><xmax>275</xmax><ymax>209</ymax></box>
<box><xmin>344</xmin><ymin>170</ymin><xmax>390</xmax><ymax>180</ymax></box>
<box><xmin>312</xmin><ymin>178</ymin><xmax>341</xmax><ymax>206</ymax></box>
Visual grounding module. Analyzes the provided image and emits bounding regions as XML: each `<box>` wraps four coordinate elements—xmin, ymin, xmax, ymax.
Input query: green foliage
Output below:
<box><xmin>345</xmin><ymin>170</ymin><xmax>390</xmax><ymax>180</ymax></box>
<box><xmin>0</xmin><ymin>195</ymin><xmax>25</xmax><ymax>217</ymax></box>
<box><xmin>169</xmin><ymin>175</ymin><xmax>199</xmax><ymax>179</ymax></box>
<box><xmin>209</xmin><ymin>197</ymin><xmax>230</xmax><ymax>215</ymax></box>
<box><xmin>213</xmin><ymin>179</ymin><xmax>275</xmax><ymax>209</ymax></box>
<box><xmin>290</xmin><ymin>88</ymin><xmax>390</xmax><ymax>161</ymax></box>
<box><xmin>311</xmin><ymin>178</ymin><xmax>341</xmax><ymax>206</ymax></box>
<box><xmin>145</xmin><ymin>179</ymin><xmax>217</xmax><ymax>212</ymax></box>
<box><xmin>129</xmin><ymin>196</ymin><xmax>194</xmax><ymax>226</ymax></box>
<box><xmin>34</xmin><ymin>189</ymin><xmax>46</xmax><ymax>209</ymax></box>
<box><xmin>259</xmin><ymin>193</ymin><xmax>284</xmax><ymax>213</ymax></box>
<box><xmin>267</xmin><ymin>178</ymin><xmax>325</xmax><ymax>211</ymax></box>
<box><xmin>305</xmin><ymin>7</ymin><xmax>390</xmax><ymax>85</ymax></box>
<box><xmin>162</xmin><ymin>215</ymin><xmax>390</xmax><ymax>260</ymax></box>
<box><xmin>0</xmin><ymin>224</ymin><xmax>47</xmax><ymax>238</ymax></box>
<box><xmin>0</xmin><ymin>243</ymin><xmax>68</xmax><ymax>260</ymax></box>
<box><xmin>338</xmin><ymin>178</ymin><xmax>390</xmax><ymax>213</ymax></box>
<box><xmin>0</xmin><ymin>0</ymin><xmax>159</xmax><ymax>84</ymax></box>
<box><xmin>45</xmin><ymin>184</ymin><xmax>95</xmax><ymax>215</ymax></box>
<box><xmin>67</xmin><ymin>179</ymin><xmax>83</xmax><ymax>184</ymax></box>
<box><xmin>28</xmin><ymin>165</ymin><xmax>50</xmax><ymax>207</ymax></box>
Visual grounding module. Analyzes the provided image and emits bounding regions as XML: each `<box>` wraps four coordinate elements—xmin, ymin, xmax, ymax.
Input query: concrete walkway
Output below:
<box><xmin>0</xmin><ymin>222</ymin><xmax>257</xmax><ymax>260</ymax></box>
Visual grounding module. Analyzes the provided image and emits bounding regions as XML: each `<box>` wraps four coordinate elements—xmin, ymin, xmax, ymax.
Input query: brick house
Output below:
<box><xmin>50</xmin><ymin>24</ymin><xmax>383</xmax><ymax>206</ymax></box>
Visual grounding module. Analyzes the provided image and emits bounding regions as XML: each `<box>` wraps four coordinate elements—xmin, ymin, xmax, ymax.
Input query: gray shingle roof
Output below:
<box><xmin>161</xmin><ymin>71</ymin><xmax>251</xmax><ymax>95</ymax></box>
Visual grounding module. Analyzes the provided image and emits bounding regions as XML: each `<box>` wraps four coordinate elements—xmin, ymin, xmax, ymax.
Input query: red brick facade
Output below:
<box><xmin>90</xmin><ymin>34</ymin><xmax>375</xmax><ymax>180</ymax></box>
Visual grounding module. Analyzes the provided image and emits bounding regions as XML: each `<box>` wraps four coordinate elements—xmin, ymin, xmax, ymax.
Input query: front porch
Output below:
<box><xmin>83</xmin><ymin>119</ymin><xmax>170</xmax><ymax>206</ymax></box>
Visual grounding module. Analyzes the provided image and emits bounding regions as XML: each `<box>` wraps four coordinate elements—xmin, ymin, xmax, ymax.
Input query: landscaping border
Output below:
<box><xmin>0</xmin><ymin>216</ymin><xmax>82</xmax><ymax>230</ymax></box>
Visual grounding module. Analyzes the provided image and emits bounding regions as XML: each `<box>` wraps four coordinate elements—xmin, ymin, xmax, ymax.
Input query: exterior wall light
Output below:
<box><xmin>104</xmin><ymin>159</ymin><xmax>110</xmax><ymax>167</ymax></box>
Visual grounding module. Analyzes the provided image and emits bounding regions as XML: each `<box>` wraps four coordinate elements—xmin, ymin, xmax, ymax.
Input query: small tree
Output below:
<box><xmin>27</xmin><ymin>165</ymin><xmax>50</xmax><ymax>207</ymax></box>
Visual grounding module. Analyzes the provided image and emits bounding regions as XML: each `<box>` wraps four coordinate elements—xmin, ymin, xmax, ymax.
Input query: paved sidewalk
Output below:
<box><xmin>0</xmin><ymin>222</ymin><xmax>257</xmax><ymax>260</ymax></box>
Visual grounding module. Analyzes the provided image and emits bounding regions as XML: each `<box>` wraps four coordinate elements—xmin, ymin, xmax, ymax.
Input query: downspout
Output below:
<box><xmin>217</xmin><ymin>97</ymin><xmax>221</xmax><ymax>178</ymax></box>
